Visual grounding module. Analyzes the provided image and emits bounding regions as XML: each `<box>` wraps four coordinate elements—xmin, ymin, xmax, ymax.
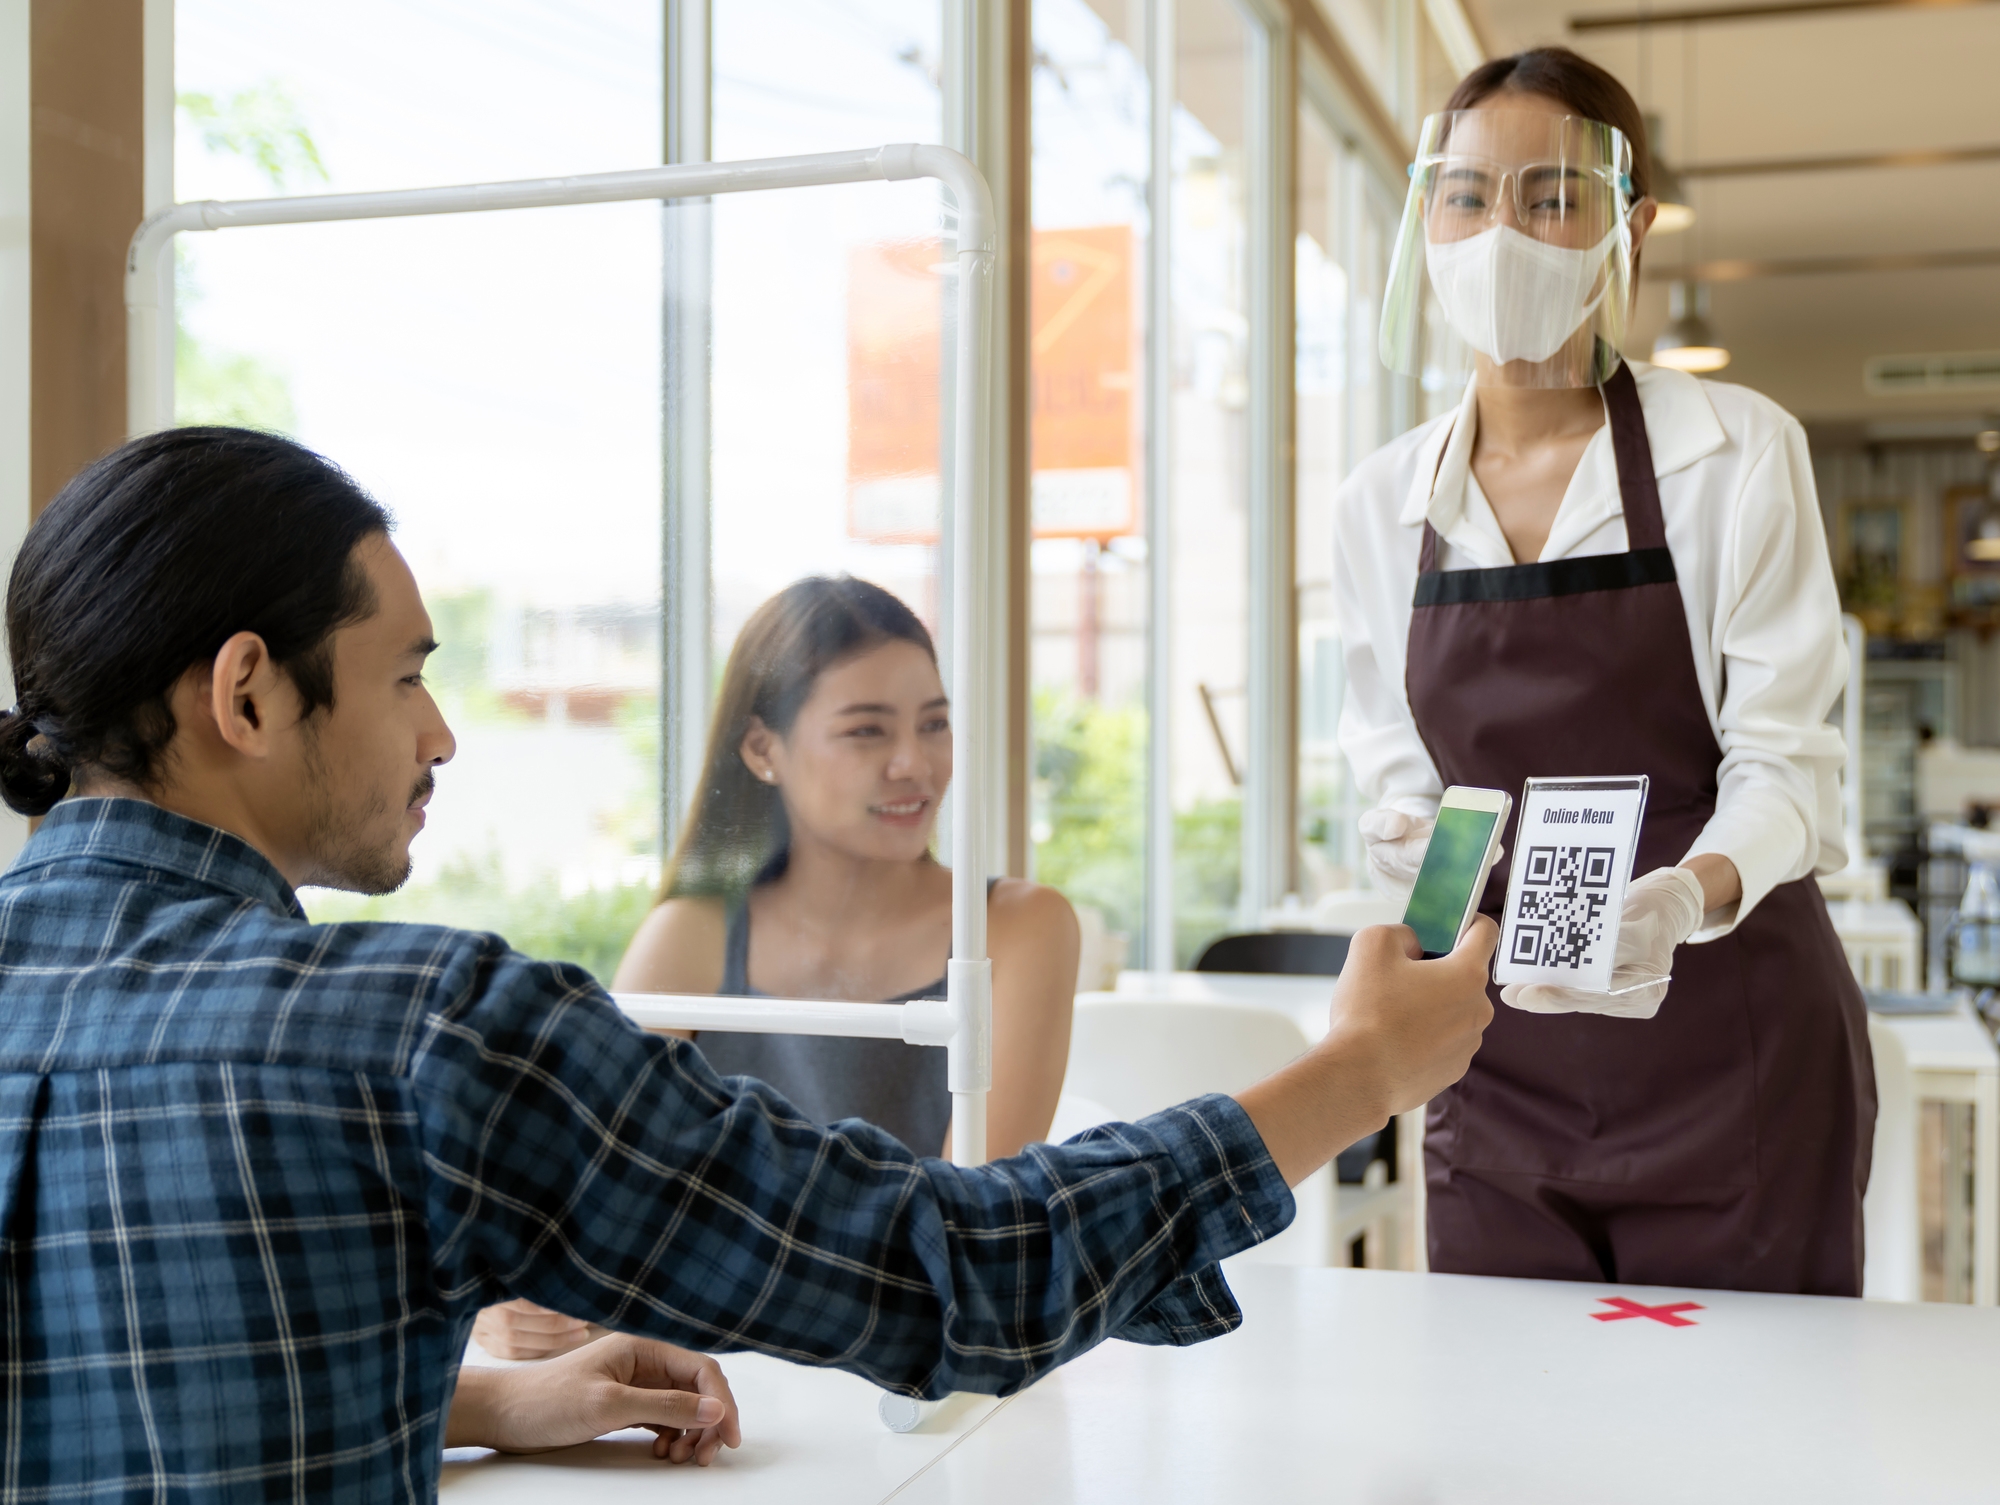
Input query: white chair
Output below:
<box><xmin>1071</xmin><ymin>903</ymin><xmax>1128</xmax><ymax>994</ymax></box>
<box><xmin>1829</xmin><ymin>897</ymin><xmax>1923</xmax><ymax>992</ymax></box>
<box><xmin>1817</xmin><ymin>859</ymin><xmax>1889</xmax><ymax>902</ymax></box>
<box><xmin>1063</xmin><ymin>999</ymin><xmax>1335</xmax><ymax>1266</ymax></box>
<box><xmin>1306</xmin><ymin>889</ymin><xmax>1405</xmax><ymax>936</ymax></box>
<box><xmin>1045</xmin><ymin>1092</ymin><xmax>1120</xmax><ymax>1143</ymax></box>
<box><xmin>1863</xmin><ymin>1013</ymin><xmax>1922</xmax><ymax>1302</ymax></box>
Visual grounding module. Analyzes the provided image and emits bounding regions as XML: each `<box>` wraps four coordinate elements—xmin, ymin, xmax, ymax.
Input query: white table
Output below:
<box><xmin>904</xmin><ymin>1264</ymin><xmax>2000</xmax><ymax>1504</ymax></box>
<box><xmin>1877</xmin><ymin>1008</ymin><xmax>2000</xmax><ymax>1305</ymax></box>
<box><xmin>440</xmin><ymin>1349</ymin><xmax>1001</xmax><ymax>1502</ymax></box>
<box><xmin>439</xmin><ymin>1265</ymin><xmax>2000</xmax><ymax>1503</ymax></box>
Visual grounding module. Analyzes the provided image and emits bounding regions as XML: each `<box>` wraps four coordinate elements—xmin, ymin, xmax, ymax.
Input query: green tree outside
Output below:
<box><xmin>305</xmin><ymin>854</ymin><xmax>658</xmax><ymax>987</ymax></box>
<box><xmin>171</xmin><ymin>96</ymin><xmax>666</xmax><ymax>984</ymax></box>
<box><xmin>1031</xmin><ymin>689</ymin><xmax>1243</xmax><ymax>970</ymax></box>
<box><xmin>178</xmin><ymin>84</ymin><xmax>328</xmax><ymax>187</ymax></box>
<box><xmin>175</xmin><ymin>82</ymin><xmax>327</xmax><ymax>431</ymax></box>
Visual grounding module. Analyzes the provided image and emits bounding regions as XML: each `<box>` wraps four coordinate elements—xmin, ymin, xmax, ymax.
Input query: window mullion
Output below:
<box><xmin>1144</xmin><ymin>0</ymin><xmax>1177</xmax><ymax>971</ymax></box>
<box><xmin>1243</xmin><ymin>6</ymin><xmax>1297</xmax><ymax>921</ymax></box>
<box><xmin>662</xmin><ymin>0</ymin><xmax>714</xmax><ymax>856</ymax></box>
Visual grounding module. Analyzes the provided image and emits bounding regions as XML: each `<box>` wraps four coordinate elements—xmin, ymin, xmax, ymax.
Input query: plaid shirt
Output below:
<box><xmin>0</xmin><ymin>798</ymin><xmax>1291</xmax><ymax>1502</ymax></box>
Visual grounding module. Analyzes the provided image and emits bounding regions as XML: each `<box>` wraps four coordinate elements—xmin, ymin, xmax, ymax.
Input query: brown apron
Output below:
<box><xmin>1406</xmin><ymin>361</ymin><xmax>1875</xmax><ymax>1296</ymax></box>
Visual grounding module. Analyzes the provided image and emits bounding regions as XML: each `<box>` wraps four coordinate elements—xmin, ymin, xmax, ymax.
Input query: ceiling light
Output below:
<box><xmin>1652</xmin><ymin>199</ymin><xmax>1697</xmax><ymax>235</ymax></box>
<box><xmin>1643</xmin><ymin>115</ymin><xmax>1695</xmax><ymax>235</ymax></box>
<box><xmin>1648</xmin><ymin>160</ymin><xmax>1696</xmax><ymax>235</ymax></box>
<box><xmin>1652</xmin><ymin>280</ymin><xmax>1730</xmax><ymax>373</ymax></box>
<box><xmin>1966</xmin><ymin>500</ymin><xmax>2000</xmax><ymax>565</ymax></box>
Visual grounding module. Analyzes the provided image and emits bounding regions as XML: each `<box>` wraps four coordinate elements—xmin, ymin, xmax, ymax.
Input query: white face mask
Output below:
<box><xmin>1425</xmin><ymin>224</ymin><xmax>1620</xmax><ymax>366</ymax></box>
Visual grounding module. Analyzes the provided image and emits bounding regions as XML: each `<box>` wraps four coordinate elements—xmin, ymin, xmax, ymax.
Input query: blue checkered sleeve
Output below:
<box><xmin>413</xmin><ymin>945</ymin><xmax>1294</xmax><ymax>1397</ymax></box>
<box><xmin>1</xmin><ymin>797</ymin><xmax>1299</xmax><ymax>1495</ymax></box>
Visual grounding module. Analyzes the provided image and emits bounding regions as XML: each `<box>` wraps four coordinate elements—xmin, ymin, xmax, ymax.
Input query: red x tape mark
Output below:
<box><xmin>1591</xmin><ymin>1297</ymin><xmax>1704</xmax><ymax>1327</ymax></box>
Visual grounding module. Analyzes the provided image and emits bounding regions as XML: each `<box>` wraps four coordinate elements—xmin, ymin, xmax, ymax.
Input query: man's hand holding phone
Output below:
<box><xmin>1325</xmin><ymin>920</ymin><xmax>1499</xmax><ymax>1116</ymax></box>
<box><xmin>1400</xmin><ymin>787</ymin><xmax>1511</xmax><ymax>958</ymax></box>
<box><xmin>1236</xmin><ymin>918</ymin><xmax>1497</xmax><ymax>1188</ymax></box>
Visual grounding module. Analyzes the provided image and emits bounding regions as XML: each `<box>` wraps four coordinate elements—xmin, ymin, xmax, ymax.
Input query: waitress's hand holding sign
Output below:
<box><xmin>1359</xmin><ymin>807</ymin><xmax>1434</xmax><ymax>900</ymax></box>
<box><xmin>1491</xmin><ymin>776</ymin><xmax>1711</xmax><ymax>1019</ymax></box>
<box><xmin>1501</xmin><ymin>865</ymin><xmax>1706</xmax><ymax>1018</ymax></box>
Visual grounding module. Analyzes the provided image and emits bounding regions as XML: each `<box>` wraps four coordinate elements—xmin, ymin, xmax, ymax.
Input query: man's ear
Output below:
<box><xmin>201</xmin><ymin>632</ymin><xmax>294</xmax><ymax>760</ymax></box>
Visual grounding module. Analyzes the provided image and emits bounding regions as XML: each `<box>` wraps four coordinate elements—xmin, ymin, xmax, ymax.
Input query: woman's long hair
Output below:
<box><xmin>661</xmin><ymin>575</ymin><xmax>938</xmax><ymax>901</ymax></box>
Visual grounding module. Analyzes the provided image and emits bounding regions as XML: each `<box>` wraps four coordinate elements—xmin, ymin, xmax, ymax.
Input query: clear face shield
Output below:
<box><xmin>1380</xmin><ymin>111</ymin><xmax>1639</xmax><ymax>391</ymax></box>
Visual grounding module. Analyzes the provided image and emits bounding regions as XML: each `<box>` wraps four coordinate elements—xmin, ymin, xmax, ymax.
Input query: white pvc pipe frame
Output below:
<box><xmin>126</xmin><ymin>145</ymin><xmax>999</xmax><ymax>1167</ymax></box>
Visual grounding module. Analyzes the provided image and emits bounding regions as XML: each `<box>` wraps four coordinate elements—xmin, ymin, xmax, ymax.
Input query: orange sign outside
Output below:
<box><xmin>845</xmin><ymin>225</ymin><xmax>1138</xmax><ymax>545</ymax></box>
<box><xmin>846</xmin><ymin>239</ymin><xmax>944</xmax><ymax>545</ymax></box>
<box><xmin>1029</xmin><ymin>224</ymin><xmax>1137</xmax><ymax>540</ymax></box>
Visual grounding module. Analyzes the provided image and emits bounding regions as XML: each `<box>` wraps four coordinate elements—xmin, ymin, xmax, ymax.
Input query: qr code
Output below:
<box><xmin>1508</xmin><ymin>846</ymin><xmax>1616</xmax><ymax>970</ymax></box>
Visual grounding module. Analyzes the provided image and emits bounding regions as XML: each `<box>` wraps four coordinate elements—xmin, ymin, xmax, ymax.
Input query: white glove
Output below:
<box><xmin>1500</xmin><ymin>865</ymin><xmax>1706</xmax><ymax>1020</ymax></box>
<box><xmin>1359</xmin><ymin>808</ymin><xmax>1433</xmax><ymax>902</ymax></box>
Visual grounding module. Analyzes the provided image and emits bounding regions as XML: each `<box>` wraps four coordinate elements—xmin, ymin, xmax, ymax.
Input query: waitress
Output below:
<box><xmin>1332</xmin><ymin>47</ymin><xmax>1873</xmax><ymax>1294</ymax></box>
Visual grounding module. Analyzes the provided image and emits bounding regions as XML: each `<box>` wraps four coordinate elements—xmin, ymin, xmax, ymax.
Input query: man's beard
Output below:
<box><xmin>300</xmin><ymin>738</ymin><xmax>431</xmax><ymax>896</ymax></box>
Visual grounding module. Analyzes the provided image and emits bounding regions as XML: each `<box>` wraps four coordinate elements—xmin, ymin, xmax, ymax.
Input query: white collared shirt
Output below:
<box><xmin>1330</xmin><ymin>361</ymin><xmax>1848</xmax><ymax>939</ymax></box>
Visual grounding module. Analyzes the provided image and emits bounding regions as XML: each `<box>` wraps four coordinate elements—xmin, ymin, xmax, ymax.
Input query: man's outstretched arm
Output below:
<box><xmin>1238</xmin><ymin>919</ymin><xmax>1494</xmax><ymax>1185</ymax></box>
<box><xmin>415</xmin><ymin>918</ymin><xmax>1495</xmax><ymax>1400</ymax></box>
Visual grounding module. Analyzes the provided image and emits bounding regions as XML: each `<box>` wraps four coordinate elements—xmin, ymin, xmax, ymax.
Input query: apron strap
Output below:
<box><xmin>1416</xmin><ymin>414</ymin><xmax>1453</xmax><ymax>575</ymax></box>
<box><xmin>1602</xmin><ymin>361</ymin><xmax>1667</xmax><ymax>552</ymax></box>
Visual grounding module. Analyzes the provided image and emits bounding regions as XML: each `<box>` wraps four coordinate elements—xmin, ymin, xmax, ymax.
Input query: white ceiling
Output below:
<box><xmin>1464</xmin><ymin>0</ymin><xmax>2000</xmax><ymax>422</ymax></box>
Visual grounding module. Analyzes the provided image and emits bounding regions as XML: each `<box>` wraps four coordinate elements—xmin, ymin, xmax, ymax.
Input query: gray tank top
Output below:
<box><xmin>693</xmin><ymin>882</ymin><xmax>995</xmax><ymax>1156</ymax></box>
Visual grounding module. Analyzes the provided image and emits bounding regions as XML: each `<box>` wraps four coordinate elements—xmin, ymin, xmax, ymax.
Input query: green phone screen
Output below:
<box><xmin>1403</xmin><ymin>806</ymin><xmax>1500</xmax><ymax>956</ymax></box>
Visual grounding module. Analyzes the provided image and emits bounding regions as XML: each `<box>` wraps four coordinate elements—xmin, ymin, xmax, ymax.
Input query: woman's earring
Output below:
<box><xmin>762</xmin><ymin>769</ymin><xmax>777</xmax><ymax>784</ymax></box>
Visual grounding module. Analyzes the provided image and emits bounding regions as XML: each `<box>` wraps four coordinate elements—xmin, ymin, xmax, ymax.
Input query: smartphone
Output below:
<box><xmin>1402</xmin><ymin>786</ymin><xmax>1512</xmax><ymax>959</ymax></box>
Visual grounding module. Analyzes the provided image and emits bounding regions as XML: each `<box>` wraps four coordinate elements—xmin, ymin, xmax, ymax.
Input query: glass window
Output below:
<box><xmin>1314</xmin><ymin>0</ymin><xmax>1389</xmax><ymax>89</ymax></box>
<box><xmin>176</xmin><ymin>0</ymin><xmax>667</xmax><ymax>983</ymax></box>
<box><xmin>707</xmin><ymin>0</ymin><xmax>948</xmax><ymax>664</ymax></box>
<box><xmin>1353</xmin><ymin>176</ymin><xmax>1397</xmax><ymax>450</ymax></box>
<box><xmin>177</xmin><ymin>0</ymin><xmax>1420</xmax><ymax>990</ymax></box>
<box><xmin>1295</xmin><ymin>91</ymin><xmax>1403</xmax><ymax>900</ymax></box>
<box><xmin>1295</xmin><ymin>103</ymin><xmax>1354</xmax><ymax>899</ymax></box>
<box><xmin>1419</xmin><ymin>10</ymin><xmax>1464</xmax><ymax>119</ymax></box>
<box><xmin>1028</xmin><ymin>0</ymin><xmax>1150</xmax><ymax>976</ymax></box>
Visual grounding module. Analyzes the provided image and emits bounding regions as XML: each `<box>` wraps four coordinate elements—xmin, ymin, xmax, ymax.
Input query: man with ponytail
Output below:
<box><xmin>0</xmin><ymin>427</ymin><xmax>1493</xmax><ymax>1499</ymax></box>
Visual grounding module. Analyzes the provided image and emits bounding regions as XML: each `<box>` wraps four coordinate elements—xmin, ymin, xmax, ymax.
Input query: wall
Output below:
<box><xmin>0</xmin><ymin>1</ymin><xmax>147</xmax><ymax>863</ymax></box>
<box><xmin>0</xmin><ymin>0</ymin><xmax>29</xmax><ymax>862</ymax></box>
<box><xmin>29</xmin><ymin>0</ymin><xmax>143</xmax><ymax>511</ymax></box>
<box><xmin>1812</xmin><ymin>437</ymin><xmax>2000</xmax><ymax>746</ymax></box>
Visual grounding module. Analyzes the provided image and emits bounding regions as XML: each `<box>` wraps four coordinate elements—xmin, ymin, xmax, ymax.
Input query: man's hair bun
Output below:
<box><xmin>0</xmin><ymin>706</ymin><xmax>71</xmax><ymax>817</ymax></box>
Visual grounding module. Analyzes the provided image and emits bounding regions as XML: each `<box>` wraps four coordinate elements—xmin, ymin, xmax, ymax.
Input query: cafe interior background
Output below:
<box><xmin>6</xmin><ymin>0</ymin><xmax>2000</xmax><ymax>1299</ymax></box>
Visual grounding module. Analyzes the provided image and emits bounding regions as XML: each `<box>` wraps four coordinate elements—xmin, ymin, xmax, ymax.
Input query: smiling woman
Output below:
<box><xmin>473</xmin><ymin>575</ymin><xmax>1080</xmax><ymax>1361</ymax></box>
<box><xmin>637</xmin><ymin>575</ymin><xmax>1076</xmax><ymax>1161</ymax></box>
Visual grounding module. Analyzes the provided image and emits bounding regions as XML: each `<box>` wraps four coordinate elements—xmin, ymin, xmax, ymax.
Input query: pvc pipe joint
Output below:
<box><xmin>945</xmin><ymin>959</ymin><xmax>993</xmax><ymax>1093</ymax></box>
